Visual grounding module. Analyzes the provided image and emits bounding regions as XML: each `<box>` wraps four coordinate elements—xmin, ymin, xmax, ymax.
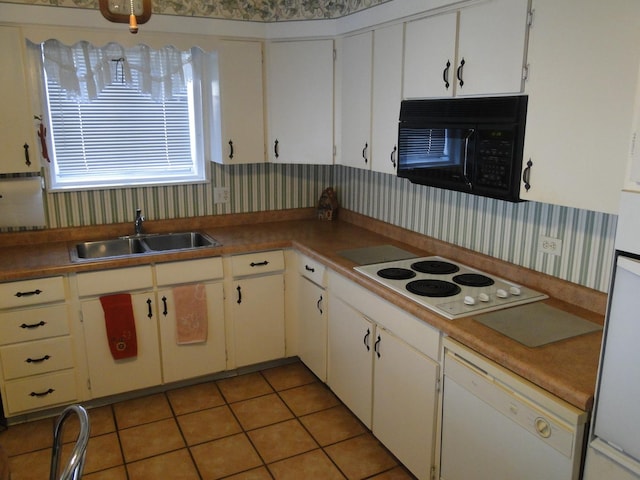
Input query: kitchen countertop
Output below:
<box><xmin>0</xmin><ymin>208</ymin><xmax>605</xmax><ymax>411</ymax></box>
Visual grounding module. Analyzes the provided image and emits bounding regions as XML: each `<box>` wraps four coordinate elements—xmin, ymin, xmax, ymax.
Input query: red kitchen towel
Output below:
<box><xmin>99</xmin><ymin>293</ymin><xmax>138</xmax><ymax>360</ymax></box>
<box><xmin>173</xmin><ymin>284</ymin><xmax>208</xmax><ymax>344</ymax></box>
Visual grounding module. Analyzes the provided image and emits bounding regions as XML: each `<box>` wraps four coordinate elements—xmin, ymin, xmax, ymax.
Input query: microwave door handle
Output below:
<box><xmin>463</xmin><ymin>128</ymin><xmax>475</xmax><ymax>189</ymax></box>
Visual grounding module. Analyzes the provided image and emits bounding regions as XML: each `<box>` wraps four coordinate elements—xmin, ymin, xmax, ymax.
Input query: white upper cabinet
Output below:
<box><xmin>371</xmin><ymin>23</ymin><xmax>404</xmax><ymax>175</ymax></box>
<box><xmin>403</xmin><ymin>0</ymin><xmax>530</xmax><ymax>99</ymax></box>
<box><xmin>266</xmin><ymin>39</ymin><xmax>334</xmax><ymax>164</ymax></box>
<box><xmin>339</xmin><ymin>31</ymin><xmax>373</xmax><ymax>169</ymax></box>
<box><xmin>216</xmin><ymin>40</ymin><xmax>266</xmax><ymax>164</ymax></box>
<box><xmin>0</xmin><ymin>26</ymin><xmax>40</xmax><ymax>173</ymax></box>
<box><xmin>521</xmin><ymin>0</ymin><xmax>640</xmax><ymax>213</ymax></box>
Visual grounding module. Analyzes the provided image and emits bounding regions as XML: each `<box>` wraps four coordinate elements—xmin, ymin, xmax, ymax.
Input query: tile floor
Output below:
<box><xmin>0</xmin><ymin>361</ymin><xmax>417</xmax><ymax>479</ymax></box>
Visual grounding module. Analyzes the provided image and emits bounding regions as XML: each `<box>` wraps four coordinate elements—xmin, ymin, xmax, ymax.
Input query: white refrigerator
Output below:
<box><xmin>583</xmin><ymin>191</ymin><xmax>640</xmax><ymax>480</ymax></box>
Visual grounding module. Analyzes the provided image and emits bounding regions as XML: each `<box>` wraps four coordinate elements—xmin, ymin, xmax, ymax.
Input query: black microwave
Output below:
<box><xmin>397</xmin><ymin>95</ymin><xmax>528</xmax><ymax>202</ymax></box>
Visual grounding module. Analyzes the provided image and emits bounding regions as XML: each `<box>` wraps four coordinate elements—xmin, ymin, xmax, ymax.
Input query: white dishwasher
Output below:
<box><xmin>440</xmin><ymin>338</ymin><xmax>588</xmax><ymax>480</ymax></box>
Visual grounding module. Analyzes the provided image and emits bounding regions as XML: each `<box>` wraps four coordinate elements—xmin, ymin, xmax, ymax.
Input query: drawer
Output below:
<box><xmin>298</xmin><ymin>253</ymin><xmax>327</xmax><ymax>287</ymax></box>
<box><xmin>4</xmin><ymin>370</ymin><xmax>77</xmax><ymax>415</ymax></box>
<box><xmin>1</xmin><ymin>337</ymin><xmax>74</xmax><ymax>380</ymax></box>
<box><xmin>156</xmin><ymin>257</ymin><xmax>223</xmax><ymax>286</ymax></box>
<box><xmin>0</xmin><ymin>304</ymin><xmax>69</xmax><ymax>345</ymax></box>
<box><xmin>0</xmin><ymin>276</ymin><xmax>65</xmax><ymax>309</ymax></box>
<box><xmin>231</xmin><ymin>250</ymin><xmax>285</xmax><ymax>277</ymax></box>
<box><xmin>77</xmin><ymin>265</ymin><xmax>153</xmax><ymax>297</ymax></box>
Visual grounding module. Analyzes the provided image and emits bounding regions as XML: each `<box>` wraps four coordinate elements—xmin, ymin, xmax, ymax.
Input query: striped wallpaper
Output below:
<box><xmin>8</xmin><ymin>162</ymin><xmax>616</xmax><ymax>292</ymax></box>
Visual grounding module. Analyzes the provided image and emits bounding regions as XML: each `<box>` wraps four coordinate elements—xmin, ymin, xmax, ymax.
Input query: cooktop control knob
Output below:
<box><xmin>496</xmin><ymin>289</ymin><xmax>509</xmax><ymax>298</ymax></box>
<box><xmin>464</xmin><ymin>295</ymin><xmax>476</xmax><ymax>305</ymax></box>
<box><xmin>478</xmin><ymin>293</ymin><xmax>490</xmax><ymax>302</ymax></box>
<box><xmin>509</xmin><ymin>286</ymin><xmax>522</xmax><ymax>296</ymax></box>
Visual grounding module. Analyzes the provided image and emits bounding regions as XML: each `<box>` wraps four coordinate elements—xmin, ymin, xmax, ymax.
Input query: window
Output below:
<box><xmin>33</xmin><ymin>41</ymin><xmax>218</xmax><ymax>191</ymax></box>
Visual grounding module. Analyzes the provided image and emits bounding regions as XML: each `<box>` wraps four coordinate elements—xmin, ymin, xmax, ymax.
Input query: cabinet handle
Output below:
<box><xmin>443</xmin><ymin>60</ymin><xmax>451</xmax><ymax>89</ymax></box>
<box><xmin>305</xmin><ymin>265</ymin><xmax>315</xmax><ymax>273</ymax></box>
<box><xmin>146</xmin><ymin>298</ymin><xmax>153</xmax><ymax>318</ymax></box>
<box><xmin>23</xmin><ymin>143</ymin><xmax>31</xmax><ymax>167</ymax></box>
<box><xmin>26</xmin><ymin>354</ymin><xmax>51</xmax><ymax>364</ymax></box>
<box><xmin>374</xmin><ymin>334</ymin><xmax>381</xmax><ymax>358</ymax></box>
<box><xmin>162</xmin><ymin>296</ymin><xmax>168</xmax><ymax>316</ymax></box>
<box><xmin>30</xmin><ymin>388</ymin><xmax>54</xmax><ymax>397</ymax></box>
<box><xmin>316</xmin><ymin>295</ymin><xmax>323</xmax><ymax>314</ymax></box>
<box><xmin>456</xmin><ymin>58</ymin><xmax>465</xmax><ymax>87</ymax></box>
<box><xmin>250</xmin><ymin>261</ymin><xmax>269</xmax><ymax>267</ymax></box>
<box><xmin>363</xmin><ymin>328</ymin><xmax>370</xmax><ymax>351</ymax></box>
<box><xmin>390</xmin><ymin>145</ymin><xmax>397</xmax><ymax>168</ymax></box>
<box><xmin>362</xmin><ymin>143</ymin><xmax>368</xmax><ymax>163</ymax></box>
<box><xmin>228</xmin><ymin>140</ymin><xmax>234</xmax><ymax>159</ymax></box>
<box><xmin>15</xmin><ymin>289</ymin><xmax>42</xmax><ymax>298</ymax></box>
<box><xmin>237</xmin><ymin>285</ymin><xmax>242</xmax><ymax>304</ymax></box>
<box><xmin>20</xmin><ymin>321</ymin><xmax>46</xmax><ymax>329</ymax></box>
<box><xmin>274</xmin><ymin>139</ymin><xmax>280</xmax><ymax>159</ymax></box>
<box><xmin>522</xmin><ymin>159</ymin><xmax>533</xmax><ymax>191</ymax></box>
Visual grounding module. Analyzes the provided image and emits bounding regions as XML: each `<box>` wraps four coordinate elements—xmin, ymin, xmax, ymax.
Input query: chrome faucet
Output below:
<box><xmin>134</xmin><ymin>208</ymin><xmax>145</xmax><ymax>235</ymax></box>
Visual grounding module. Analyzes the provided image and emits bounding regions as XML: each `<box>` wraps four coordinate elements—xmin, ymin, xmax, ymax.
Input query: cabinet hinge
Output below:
<box><xmin>435</xmin><ymin>376</ymin><xmax>441</xmax><ymax>393</ymax></box>
<box><xmin>333</xmin><ymin>48</ymin><xmax>337</xmax><ymax>61</ymax></box>
<box><xmin>431</xmin><ymin>465</ymin><xmax>438</xmax><ymax>480</ymax></box>
<box><xmin>86</xmin><ymin>378</ymin><xmax>91</xmax><ymax>391</ymax></box>
<box><xmin>527</xmin><ymin>8</ymin><xmax>534</xmax><ymax>27</ymax></box>
<box><xmin>522</xmin><ymin>64</ymin><xmax>530</xmax><ymax>81</ymax></box>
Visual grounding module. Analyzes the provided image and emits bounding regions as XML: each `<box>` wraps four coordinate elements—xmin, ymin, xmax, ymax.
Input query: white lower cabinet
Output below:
<box><xmin>328</xmin><ymin>271</ymin><xmax>440</xmax><ymax>480</ymax></box>
<box><xmin>227</xmin><ymin>250</ymin><xmax>285</xmax><ymax>368</ymax></box>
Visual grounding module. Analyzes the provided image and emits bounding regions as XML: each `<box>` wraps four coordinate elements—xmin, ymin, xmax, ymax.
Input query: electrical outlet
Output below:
<box><xmin>538</xmin><ymin>235</ymin><xmax>562</xmax><ymax>256</ymax></box>
<box><xmin>214</xmin><ymin>187</ymin><xmax>230</xmax><ymax>204</ymax></box>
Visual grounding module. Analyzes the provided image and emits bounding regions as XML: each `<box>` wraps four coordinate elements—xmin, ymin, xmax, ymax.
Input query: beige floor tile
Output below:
<box><xmin>167</xmin><ymin>381</ymin><xmax>226</xmax><ymax>415</ymax></box>
<box><xmin>127</xmin><ymin>448</ymin><xmax>200</xmax><ymax>480</ymax></box>
<box><xmin>248</xmin><ymin>419</ymin><xmax>318</xmax><ymax>464</ymax></box>
<box><xmin>224</xmin><ymin>466</ymin><xmax>273</xmax><ymax>480</ymax></box>
<box><xmin>80</xmin><ymin>432</ymin><xmax>124</xmax><ymax>473</ymax></box>
<box><xmin>0</xmin><ymin>417</ymin><xmax>53</xmax><ymax>456</ymax></box>
<box><xmin>300</xmin><ymin>405</ymin><xmax>366</xmax><ymax>446</ymax></box>
<box><xmin>191</xmin><ymin>433</ymin><xmax>262</xmax><ymax>480</ymax></box>
<box><xmin>230</xmin><ymin>393</ymin><xmax>294</xmax><ymax>430</ymax></box>
<box><xmin>261</xmin><ymin>362</ymin><xmax>317</xmax><ymax>391</ymax></box>
<box><xmin>119</xmin><ymin>418</ymin><xmax>185</xmax><ymax>463</ymax></box>
<box><xmin>82</xmin><ymin>465</ymin><xmax>128</xmax><ymax>480</ymax></box>
<box><xmin>279</xmin><ymin>382</ymin><xmax>340</xmax><ymax>416</ymax></box>
<box><xmin>268</xmin><ymin>449</ymin><xmax>346</xmax><ymax>480</ymax></box>
<box><xmin>113</xmin><ymin>393</ymin><xmax>173</xmax><ymax>429</ymax></box>
<box><xmin>7</xmin><ymin>448</ymin><xmax>51</xmax><ymax>480</ymax></box>
<box><xmin>217</xmin><ymin>373</ymin><xmax>274</xmax><ymax>403</ymax></box>
<box><xmin>325</xmin><ymin>434</ymin><xmax>398</xmax><ymax>480</ymax></box>
<box><xmin>177</xmin><ymin>405</ymin><xmax>242</xmax><ymax>446</ymax></box>
<box><xmin>369</xmin><ymin>466</ymin><xmax>417</xmax><ymax>479</ymax></box>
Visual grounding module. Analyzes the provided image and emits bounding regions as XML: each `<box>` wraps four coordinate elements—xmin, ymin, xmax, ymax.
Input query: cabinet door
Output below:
<box><xmin>327</xmin><ymin>295</ymin><xmax>374</xmax><ymax>427</ymax></box>
<box><xmin>81</xmin><ymin>292</ymin><xmax>161</xmax><ymax>398</ymax></box>
<box><xmin>297</xmin><ymin>277</ymin><xmax>327</xmax><ymax>381</ymax></box>
<box><xmin>217</xmin><ymin>40</ymin><xmax>266</xmax><ymax>164</ymax></box>
<box><xmin>373</xmin><ymin>328</ymin><xmax>439</xmax><ymax>480</ymax></box>
<box><xmin>456</xmin><ymin>0</ymin><xmax>529</xmax><ymax>96</ymax></box>
<box><xmin>371</xmin><ymin>23</ymin><xmax>403</xmax><ymax>175</ymax></box>
<box><xmin>230</xmin><ymin>274</ymin><xmax>285</xmax><ymax>367</ymax></box>
<box><xmin>267</xmin><ymin>39</ymin><xmax>334</xmax><ymax>164</ymax></box>
<box><xmin>340</xmin><ymin>31</ymin><xmax>372</xmax><ymax>169</ymax></box>
<box><xmin>520</xmin><ymin>0</ymin><xmax>640</xmax><ymax>213</ymax></box>
<box><xmin>157</xmin><ymin>282</ymin><xmax>226</xmax><ymax>383</ymax></box>
<box><xmin>403</xmin><ymin>12</ymin><xmax>457</xmax><ymax>99</ymax></box>
<box><xmin>0</xmin><ymin>26</ymin><xmax>39</xmax><ymax>173</ymax></box>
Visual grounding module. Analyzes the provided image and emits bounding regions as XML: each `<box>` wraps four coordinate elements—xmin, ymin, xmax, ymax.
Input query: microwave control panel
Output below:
<box><xmin>475</xmin><ymin>129</ymin><xmax>515</xmax><ymax>190</ymax></box>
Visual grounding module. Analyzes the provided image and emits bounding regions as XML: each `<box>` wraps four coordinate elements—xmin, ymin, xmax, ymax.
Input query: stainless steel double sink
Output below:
<box><xmin>71</xmin><ymin>232</ymin><xmax>221</xmax><ymax>261</ymax></box>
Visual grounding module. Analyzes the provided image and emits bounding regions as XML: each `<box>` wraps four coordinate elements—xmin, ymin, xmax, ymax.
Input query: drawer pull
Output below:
<box><xmin>20</xmin><ymin>321</ymin><xmax>47</xmax><ymax>329</ymax></box>
<box><xmin>30</xmin><ymin>388</ymin><xmax>55</xmax><ymax>397</ymax></box>
<box><xmin>26</xmin><ymin>355</ymin><xmax>51</xmax><ymax>364</ymax></box>
<box><xmin>305</xmin><ymin>265</ymin><xmax>315</xmax><ymax>273</ymax></box>
<box><xmin>15</xmin><ymin>289</ymin><xmax>43</xmax><ymax>298</ymax></box>
<box><xmin>250</xmin><ymin>261</ymin><xmax>269</xmax><ymax>267</ymax></box>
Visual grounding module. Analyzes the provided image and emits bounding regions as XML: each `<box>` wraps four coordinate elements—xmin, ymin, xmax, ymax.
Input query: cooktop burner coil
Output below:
<box><xmin>377</xmin><ymin>268</ymin><xmax>417</xmax><ymax>280</ymax></box>
<box><xmin>453</xmin><ymin>273</ymin><xmax>495</xmax><ymax>287</ymax></box>
<box><xmin>406</xmin><ymin>279</ymin><xmax>462</xmax><ymax>297</ymax></box>
<box><xmin>411</xmin><ymin>260</ymin><xmax>460</xmax><ymax>275</ymax></box>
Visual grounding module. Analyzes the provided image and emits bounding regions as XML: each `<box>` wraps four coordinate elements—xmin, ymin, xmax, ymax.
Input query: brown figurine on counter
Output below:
<box><xmin>317</xmin><ymin>187</ymin><xmax>339</xmax><ymax>221</ymax></box>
